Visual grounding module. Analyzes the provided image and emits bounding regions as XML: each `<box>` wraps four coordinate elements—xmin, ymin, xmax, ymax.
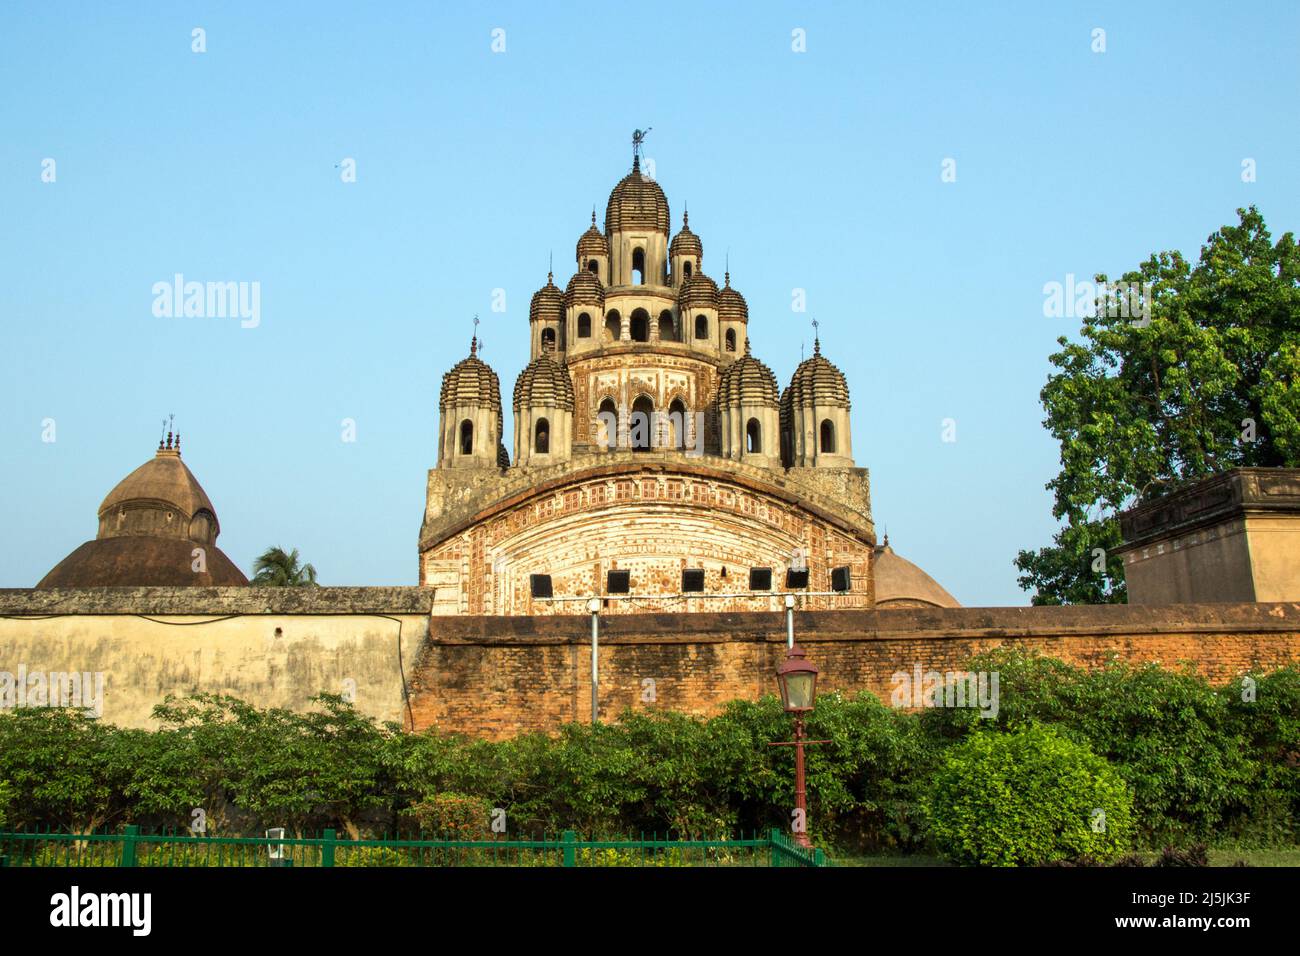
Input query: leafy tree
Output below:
<box><xmin>0</xmin><ymin>708</ymin><xmax>133</xmax><ymax>832</ymax></box>
<box><xmin>250</xmin><ymin>546</ymin><xmax>319</xmax><ymax>587</ymax></box>
<box><xmin>1017</xmin><ymin>207</ymin><xmax>1300</xmax><ymax>603</ymax></box>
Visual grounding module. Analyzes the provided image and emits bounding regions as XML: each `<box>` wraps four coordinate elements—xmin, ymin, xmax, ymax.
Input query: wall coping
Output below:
<box><xmin>0</xmin><ymin>587</ymin><xmax>433</xmax><ymax>616</ymax></box>
<box><xmin>426</xmin><ymin>602</ymin><xmax>1300</xmax><ymax>645</ymax></box>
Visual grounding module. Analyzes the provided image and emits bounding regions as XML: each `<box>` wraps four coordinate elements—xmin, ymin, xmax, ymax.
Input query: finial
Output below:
<box><xmin>811</xmin><ymin>318</ymin><xmax>821</xmax><ymax>354</ymax></box>
<box><xmin>470</xmin><ymin>315</ymin><xmax>480</xmax><ymax>354</ymax></box>
<box><xmin>158</xmin><ymin>418</ymin><xmax>166</xmax><ymax>451</ymax></box>
<box><xmin>682</xmin><ymin>208</ymin><xmax>689</xmax><ymax>227</ymax></box>
<box><xmin>175</xmin><ymin>433</ymin><xmax>181</xmax><ymax>454</ymax></box>
<box><xmin>744</xmin><ymin>336</ymin><xmax>751</xmax><ymax>355</ymax></box>
<box><xmin>591</xmin><ymin>207</ymin><xmax>596</xmax><ymax>226</ymax></box>
<box><xmin>632</xmin><ymin>127</ymin><xmax>651</xmax><ymax>167</ymax></box>
<box><xmin>548</xmin><ymin>250</ymin><xmax>553</xmax><ymax>279</ymax></box>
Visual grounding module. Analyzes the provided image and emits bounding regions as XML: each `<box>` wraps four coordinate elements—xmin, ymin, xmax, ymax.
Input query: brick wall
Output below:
<box><xmin>408</xmin><ymin>603</ymin><xmax>1300</xmax><ymax>738</ymax></box>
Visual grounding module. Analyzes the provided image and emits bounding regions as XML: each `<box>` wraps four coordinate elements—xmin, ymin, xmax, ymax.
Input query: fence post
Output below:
<box><xmin>120</xmin><ymin>825</ymin><xmax>140</xmax><ymax>868</ymax></box>
<box><xmin>321</xmin><ymin>829</ymin><xmax>336</xmax><ymax>868</ymax></box>
<box><xmin>769</xmin><ymin>827</ymin><xmax>780</xmax><ymax>868</ymax></box>
<box><xmin>813</xmin><ymin>848</ymin><xmax>825</xmax><ymax>867</ymax></box>
<box><xmin>562</xmin><ymin>830</ymin><xmax>576</xmax><ymax>868</ymax></box>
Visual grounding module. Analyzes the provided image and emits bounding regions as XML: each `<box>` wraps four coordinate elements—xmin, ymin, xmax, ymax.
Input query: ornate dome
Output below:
<box><xmin>528</xmin><ymin>272</ymin><xmax>564</xmax><ymax>325</ymax></box>
<box><xmin>576</xmin><ymin>211</ymin><xmax>609</xmax><ymax>263</ymax></box>
<box><xmin>873</xmin><ymin>537</ymin><xmax>961</xmax><ymax>608</ymax></box>
<box><xmin>717</xmin><ymin>340</ymin><xmax>779</xmax><ymax>406</ymax></box>
<box><xmin>784</xmin><ymin>339</ymin><xmax>850</xmax><ymax>409</ymax></box>
<box><xmin>37</xmin><ymin>435</ymin><xmax>249</xmax><ymax>588</ymax></box>
<box><xmin>669</xmin><ymin>211</ymin><xmax>703</xmax><ymax>260</ymax></box>
<box><xmin>513</xmin><ymin>353</ymin><xmax>575</xmax><ymax>411</ymax></box>
<box><xmin>605</xmin><ymin>156</ymin><xmax>670</xmax><ymax>235</ymax></box>
<box><xmin>678</xmin><ymin>271</ymin><xmax>719</xmax><ymax>311</ymax></box>
<box><xmin>717</xmin><ymin>272</ymin><xmax>748</xmax><ymax>322</ymax></box>
<box><xmin>564</xmin><ymin>269</ymin><xmax>604</xmax><ymax>308</ymax></box>
<box><xmin>440</xmin><ymin>337</ymin><xmax>502</xmax><ymax>413</ymax></box>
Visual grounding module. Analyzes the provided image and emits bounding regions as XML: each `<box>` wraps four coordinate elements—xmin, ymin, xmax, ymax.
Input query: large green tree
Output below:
<box><xmin>1017</xmin><ymin>207</ymin><xmax>1300</xmax><ymax>604</ymax></box>
<box><xmin>251</xmin><ymin>546</ymin><xmax>319</xmax><ymax>587</ymax></box>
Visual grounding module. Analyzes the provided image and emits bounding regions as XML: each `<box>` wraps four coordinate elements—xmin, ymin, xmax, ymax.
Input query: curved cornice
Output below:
<box><xmin>420</xmin><ymin>452</ymin><xmax>874</xmax><ymax>552</ymax></box>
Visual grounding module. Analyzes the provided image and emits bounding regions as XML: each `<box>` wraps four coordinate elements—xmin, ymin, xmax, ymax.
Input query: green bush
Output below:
<box><xmin>925</xmin><ymin>723</ymin><xmax>1135</xmax><ymax>866</ymax></box>
<box><xmin>401</xmin><ymin>793</ymin><xmax>492</xmax><ymax>838</ymax></box>
<box><xmin>923</xmin><ymin>649</ymin><xmax>1279</xmax><ymax>843</ymax></box>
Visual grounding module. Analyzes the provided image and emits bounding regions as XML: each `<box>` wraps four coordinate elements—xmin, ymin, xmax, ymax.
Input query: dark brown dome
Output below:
<box><xmin>717</xmin><ymin>341</ymin><xmax>779</xmax><ymax>406</ymax></box>
<box><xmin>669</xmin><ymin>211</ymin><xmax>702</xmax><ymax>260</ymax></box>
<box><xmin>440</xmin><ymin>338</ymin><xmax>502</xmax><ymax>413</ymax></box>
<box><xmin>564</xmin><ymin>269</ymin><xmax>604</xmax><ymax>308</ymax></box>
<box><xmin>784</xmin><ymin>339</ymin><xmax>850</xmax><ymax>409</ymax></box>
<box><xmin>513</xmin><ymin>353</ymin><xmax>575</xmax><ymax>411</ymax></box>
<box><xmin>37</xmin><ymin>438</ymin><xmax>249</xmax><ymax>588</ymax></box>
<box><xmin>529</xmin><ymin>273</ymin><xmax>564</xmax><ymax>324</ymax></box>
<box><xmin>576</xmin><ymin>212</ymin><xmax>609</xmax><ymax>263</ymax></box>
<box><xmin>605</xmin><ymin>156</ymin><xmax>670</xmax><ymax>235</ymax></box>
<box><xmin>717</xmin><ymin>272</ymin><xmax>748</xmax><ymax>322</ymax></box>
<box><xmin>99</xmin><ymin>449</ymin><xmax>216</xmax><ymax>530</ymax></box>
<box><xmin>678</xmin><ymin>271</ymin><xmax>719</xmax><ymax>311</ymax></box>
<box><xmin>38</xmin><ymin>536</ymin><xmax>248</xmax><ymax>588</ymax></box>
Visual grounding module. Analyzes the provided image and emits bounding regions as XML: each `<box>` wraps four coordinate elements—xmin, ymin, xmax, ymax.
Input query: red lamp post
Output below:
<box><xmin>771</xmin><ymin>644</ymin><xmax>828</xmax><ymax>848</ymax></box>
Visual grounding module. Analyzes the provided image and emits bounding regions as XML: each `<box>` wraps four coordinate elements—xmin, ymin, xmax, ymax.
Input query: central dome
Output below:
<box><xmin>605</xmin><ymin>156</ymin><xmax>670</xmax><ymax>235</ymax></box>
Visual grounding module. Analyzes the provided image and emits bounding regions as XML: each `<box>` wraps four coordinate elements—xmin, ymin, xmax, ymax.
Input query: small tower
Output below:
<box><xmin>564</xmin><ymin>266</ymin><xmax>605</xmax><ymax>357</ymax></box>
<box><xmin>438</xmin><ymin>336</ymin><xmax>505</xmax><ymax>469</ymax></box>
<box><xmin>717</xmin><ymin>338</ymin><xmax>781</xmax><ymax>469</ymax></box>
<box><xmin>716</xmin><ymin>270</ymin><xmax>748</xmax><ymax>362</ymax></box>
<box><xmin>669</xmin><ymin>211</ymin><xmax>702</xmax><ymax>289</ymax></box>
<box><xmin>513</xmin><ymin>348</ymin><xmax>575</xmax><ymax>467</ymax></box>
<box><xmin>678</xmin><ymin>270</ymin><xmax>720</xmax><ymax>354</ymax></box>
<box><xmin>529</xmin><ymin>272</ymin><xmax>565</xmax><ymax>359</ymax></box>
<box><xmin>576</xmin><ymin>210</ymin><xmax>610</xmax><ymax>284</ymax></box>
<box><xmin>781</xmin><ymin>336</ymin><xmax>853</xmax><ymax>467</ymax></box>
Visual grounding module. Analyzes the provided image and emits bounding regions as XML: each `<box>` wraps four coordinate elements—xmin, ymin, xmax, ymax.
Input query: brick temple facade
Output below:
<box><xmin>419</xmin><ymin>149</ymin><xmax>958</xmax><ymax>616</ymax></box>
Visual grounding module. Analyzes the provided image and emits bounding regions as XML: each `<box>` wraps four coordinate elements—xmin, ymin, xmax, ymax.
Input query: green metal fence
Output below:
<box><xmin>0</xmin><ymin>826</ymin><xmax>827</xmax><ymax>868</ymax></box>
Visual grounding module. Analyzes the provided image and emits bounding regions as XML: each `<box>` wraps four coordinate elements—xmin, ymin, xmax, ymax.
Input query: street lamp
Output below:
<box><xmin>771</xmin><ymin>644</ymin><xmax>827</xmax><ymax>849</ymax></box>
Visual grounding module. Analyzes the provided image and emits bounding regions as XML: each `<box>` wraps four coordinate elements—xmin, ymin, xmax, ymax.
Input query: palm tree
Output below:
<box><xmin>251</xmin><ymin>546</ymin><xmax>319</xmax><ymax>587</ymax></box>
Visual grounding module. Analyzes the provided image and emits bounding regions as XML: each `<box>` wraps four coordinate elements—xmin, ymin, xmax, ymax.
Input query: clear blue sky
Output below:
<box><xmin>2</xmin><ymin>1</ymin><xmax>1298</xmax><ymax>603</ymax></box>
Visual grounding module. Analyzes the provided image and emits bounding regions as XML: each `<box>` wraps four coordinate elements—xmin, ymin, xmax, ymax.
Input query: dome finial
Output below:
<box><xmin>470</xmin><ymin>314</ymin><xmax>480</xmax><ymax>355</ymax></box>
<box><xmin>631</xmin><ymin>127</ymin><xmax>651</xmax><ymax>170</ymax></box>
<box><xmin>812</xmin><ymin>317</ymin><xmax>821</xmax><ymax>354</ymax></box>
<box><xmin>591</xmin><ymin>207</ymin><xmax>596</xmax><ymax>226</ymax></box>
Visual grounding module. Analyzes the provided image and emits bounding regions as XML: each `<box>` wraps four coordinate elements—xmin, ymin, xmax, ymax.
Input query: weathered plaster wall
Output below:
<box><xmin>0</xmin><ymin>588</ymin><xmax>430</xmax><ymax>729</ymax></box>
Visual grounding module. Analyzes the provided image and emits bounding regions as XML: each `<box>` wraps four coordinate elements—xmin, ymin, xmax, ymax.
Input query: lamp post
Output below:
<box><xmin>587</xmin><ymin>597</ymin><xmax>601</xmax><ymax>724</ymax></box>
<box><xmin>771</xmin><ymin>644</ymin><xmax>828</xmax><ymax>848</ymax></box>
